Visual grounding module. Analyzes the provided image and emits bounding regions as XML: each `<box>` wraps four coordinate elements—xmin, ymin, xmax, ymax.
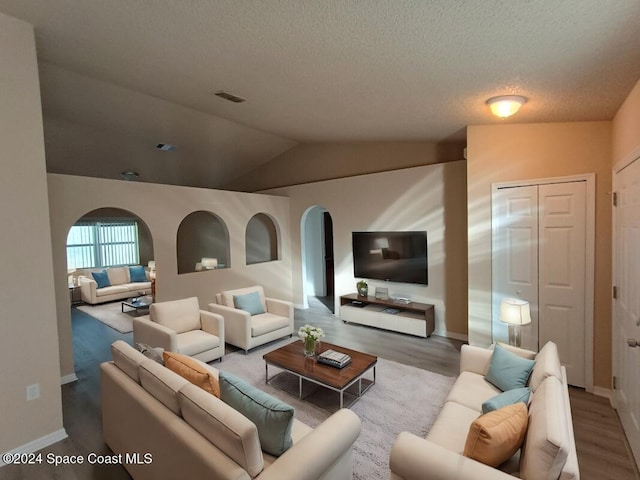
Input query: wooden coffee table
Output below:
<box><xmin>263</xmin><ymin>341</ymin><xmax>377</xmax><ymax>409</ymax></box>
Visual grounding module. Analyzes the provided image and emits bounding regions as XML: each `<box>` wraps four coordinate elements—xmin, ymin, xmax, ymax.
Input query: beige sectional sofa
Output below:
<box><xmin>390</xmin><ymin>341</ymin><xmax>579</xmax><ymax>480</ymax></box>
<box><xmin>101</xmin><ymin>341</ymin><xmax>361</xmax><ymax>480</ymax></box>
<box><xmin>78</xmin><ymin>266</ymin><xmax>151</xmax><ymax>304</ymax></box>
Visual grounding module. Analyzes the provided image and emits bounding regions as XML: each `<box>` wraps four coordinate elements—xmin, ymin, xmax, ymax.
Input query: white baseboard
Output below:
<box><xmin>60</xmin><ymin>373</ymin><xmax>78</xmax><ymax>385</ymax></box>
<box><xmin>294</xmin><ymin>303</ymin><xmax>307</xmax><ymax>309</ymax></box>
<box><xmin>592</xmin><ymin>386</ymin><xmax>612</xmax><ymax>399</ymax></box>
<box><xmin>434</xmin><ymin>330</ymin><xmax>468</xmax><ymax>342</ymax></box>
<box><xmin>0</xmin><ymin>429</ymin><xmax>68</xmax><ymax>467</ymax></box>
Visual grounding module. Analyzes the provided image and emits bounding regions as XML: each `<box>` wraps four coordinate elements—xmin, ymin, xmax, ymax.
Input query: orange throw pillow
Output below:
<box><xmin>463</xmin><ymin>402</ymin><xmax>528</xmax><ymax>467</ymax></box>
<box><xmin>163</xmin><ymin>351</ymin><xmax>220</xmax><ymax>398</ymax></box>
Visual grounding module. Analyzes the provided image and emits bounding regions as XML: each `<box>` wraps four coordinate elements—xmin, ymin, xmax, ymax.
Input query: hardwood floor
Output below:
<box><xmin>0</xmin><ymin>297</ymin><xmax>637</xmax><ymax>479</ymax></box>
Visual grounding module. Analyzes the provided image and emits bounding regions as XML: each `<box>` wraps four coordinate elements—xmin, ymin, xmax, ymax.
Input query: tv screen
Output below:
<box><xmin>352</xmin><ymin>231</ymin><xmax>428</xmax><ymax>285</ymax></box>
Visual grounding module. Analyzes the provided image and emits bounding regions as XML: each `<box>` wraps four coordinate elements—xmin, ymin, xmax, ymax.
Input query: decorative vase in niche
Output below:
<box><xmin>304</xmin><ymin>337</ymin><xmax>317</xmax><ymax>357</ymax></box>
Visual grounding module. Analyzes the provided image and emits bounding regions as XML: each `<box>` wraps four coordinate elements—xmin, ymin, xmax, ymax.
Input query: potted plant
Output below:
<box><xmin>357</xmin><ymin>280</ymin><xmax>368</xmax><ymax>297</ymax></box>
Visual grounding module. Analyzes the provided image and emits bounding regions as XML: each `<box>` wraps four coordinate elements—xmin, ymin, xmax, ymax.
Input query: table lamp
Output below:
<box><xmin>500</xmin><ymin>298</ymin><xmax>531</xmax><ymax>348</ymax></box>
<box><xmin>201</xmin><ymin>257</ymin><xmax>218</xmax><ymax>270</ymax></box>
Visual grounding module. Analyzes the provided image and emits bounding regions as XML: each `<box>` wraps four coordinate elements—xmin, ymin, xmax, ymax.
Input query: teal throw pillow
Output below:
<box><xmin>219</xmin><ymin>371</ymin><xmax>293</xmax><ymax>456</ymax></box>
<box><xmin>91</xmin><ymin>270</ymin><xmax>111</xmax><ymax>288</ymax></box>
<box><xmin>482</xmin><ymin>387</ymin><xmax>531</xmax><ymax>414</ymax></box>
<box><xmin>233</xmin><ymin>291</ymin><xmax>265</xmax><ymax>315</ymax></box>
<box><xmin>129</xmin><ymin>265</ymin><xmax>147</xmax><ymax>283</ymax></box>
<box><xmin>485</xmin><ymin>344</ymin><xmax>535</xmax><ymax>392</ymax></box>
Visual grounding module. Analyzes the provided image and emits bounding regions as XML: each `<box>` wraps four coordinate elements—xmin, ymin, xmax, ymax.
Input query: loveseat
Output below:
<box><xmin>101</xmin><ymin>340</ymin><xmax>362</xmax><ymax>480</ymax></box>
<box><xmin>78</xmin><ymin>266</ymin><xmax>151</xmax><ymax>304</ymax></box>
<box><xmin>389</xmin><ymin>341</ymin><xmax>579</xmax><ymax>480</ymax></box>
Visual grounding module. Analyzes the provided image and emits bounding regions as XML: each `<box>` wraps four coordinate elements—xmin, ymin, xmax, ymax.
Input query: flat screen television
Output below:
<box><xmin>352</xmin><ymin>231</ymin><xmax>428</xmax><ymax>285</ymax></box>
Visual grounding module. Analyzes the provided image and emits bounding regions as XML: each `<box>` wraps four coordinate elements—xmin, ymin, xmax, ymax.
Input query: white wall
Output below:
<box><xmin>266</xmin><ymin>162</ymin><xmax>469</xmax><ymax>339</ymax></box>
<box><xmin>0</xmin><ymin>13</ymin><xmax>65</xmax><ymax>456</ymax></box>
<box><xmin>47</xmin><ymin>174</ymin><xmax>292</xmax><ymax>377</ymax></box>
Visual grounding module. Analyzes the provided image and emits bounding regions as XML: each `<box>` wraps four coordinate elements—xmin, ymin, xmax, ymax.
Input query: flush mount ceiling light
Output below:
<box><xmin>486</xmin><ymin>95</ymin><xmax>528</xmax><ymax>118</ymax></box>
<box><xmin>120</xmin><ymin>171</ymin><xmax>139</xmax><ymax>181</ymax></box>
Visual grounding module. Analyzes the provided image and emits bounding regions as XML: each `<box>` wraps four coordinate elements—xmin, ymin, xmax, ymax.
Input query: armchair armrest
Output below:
<box><xmin>78</xmin><ymin>276</ymin><xmax>97</xmax><ymax>304</ymax></box>
<box><xmin>208</xmin><ymin>303</ymin><xmax>251</xmax><ymax>350</ymax></box>
<box><xmin>133</xmin><ymin>316</ymin><xmax>177</xmax><ymax>352</ymax></box>
<box><xmin>390</xmin><ymin>433</ymin><xmax>516</xmax><ymax>480</ymax></box>
<box><xmin>265</xmin><ymin>297</ymin><xmax>293</xmax><ymax>320</ymax></box>
<box><xmin>460</xmin><ymin>344</ymin><xmax>493</xmax><ymax>376</ymax></box>
<box><xmin>256</xmin><ymin>409</ymin><xmax>361</xmax><ymax>480</ymax></box>
<box><xmin>200</xmin><ymin>310</ymin><xmax>224</xmax><ymax>343</ymax></box>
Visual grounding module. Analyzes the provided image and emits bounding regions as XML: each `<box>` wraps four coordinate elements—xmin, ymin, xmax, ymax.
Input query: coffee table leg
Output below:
<box><xmin>299</xmin><ymin>376</ymin><xmax>302</xmax><ymax>399</ymax></box>
<box><xmin>265</xmin><ymin>364</ymin><xmax>268</xmax><ymax>383</ymax></box>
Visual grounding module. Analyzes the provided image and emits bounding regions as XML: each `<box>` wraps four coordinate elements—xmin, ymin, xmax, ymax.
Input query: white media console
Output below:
<box><xmin>339</xmin><ymin>293</ymin><xmax>435</xmax><ymax>338</ymax></box>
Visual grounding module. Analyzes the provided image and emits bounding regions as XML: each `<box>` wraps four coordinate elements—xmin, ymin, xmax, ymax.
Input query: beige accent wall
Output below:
<box><xmin>48</xmin><ymin>174</ymin><xmax>292</xmax><ymax>378</ymax></box>
<box><xmin>0</xmin><ymin>13</ymin><xmax>64</xmax><ymax>454</ymax></box>
<box><xmin>612</xmin><ymin>78</ymin><xmax>640</xmax><ymax>166</ymax></box>
<box><xmin>224</xmin><ymin>141</ymin><xmax>465</xmax><ymax>192</ymax></box>
<box><xmin>265</xmin><ymin>161</ymin><xmax>468</xmax><ymax>340</ymax></box>
<box><xmin>467</xmin><ymin>121</ymin><xmax>612</xmax><ymax>388</ymax></box>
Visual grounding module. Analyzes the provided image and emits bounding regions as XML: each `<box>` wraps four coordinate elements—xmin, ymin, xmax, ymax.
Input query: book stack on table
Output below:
<box><xmin>318</xmin><ymin>349</ymin><xmax>352</xmax><ymax>368</ymax></box>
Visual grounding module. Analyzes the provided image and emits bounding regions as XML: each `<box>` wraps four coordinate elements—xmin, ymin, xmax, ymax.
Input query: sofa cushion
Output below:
<box><xmin>529</xmin><ymin>341</ymin><xmax>563</xmax><ymax>392</ymax></box>
<box><xmin>262</xmin><ymin>419</ymin><xmax>313</xmax><ymax>469</ymax></box>
<box><xmin>234</xmin><ymin>291</ymin><xmax>266</xmax><ymax>315</ymax></box>
<box><xmin>111</xmin><ymin>340</ymin><xmax>147</xmax><ymax>382</ymax></box>
<box><xmin>445</xmin><ymin>371</ymin><xmax>501</xmax><ymax>412</ymax></box>
<box><xmin>139</xmin><ymin>358</ymin><xmax>189</xmax><ymax>415</ymax></box>
<box><xmin>129</xmin><ymin>265</ymin><xmax>147</xmax><ymax>283</ymax></box>
<box><xmin>463</xmin><ymin>402</ymin><xmax>528</xmax><ymax>468</ymax></box>
<box><xmin>482</xmin><ymin>387</ymin><xmax>531</xmax><ymax>414</ymax></box>
<box><xmin>219</xmin><ymin>371</ymin><xmax>294</xmax><ymax>457</ymax></box>
<box><xmin>520</xmin><ymin>376</ymin><xmax>571</xmax><ymax>480</ymax></box>
<box><xmin>135</xmin><ymin>343</ymin><xmax>164</xmax><ymax>364</ymax></box>
<box><xmin>92</xmin><ymin>270</ymin><xmax>111</xmax><ymax>288</ymax></box>
<box><xmin>221</xmin><ymin>286</ymin><xmax>267</xmax><ymax>312</ymax></box>
<box><xmin>251</xmin><ymin>313</ymin><xmax>291</xmax><ymax>337</ymax></box>
<box><xmin>96</xmin><ymin>285</ymin><xmax>129</xmax><ymax>297</ymax></box>
<box><xmin>163</xmin><ymin>351</ymin><xmax>220</xmax><ymax>397</ymax></box>
<box><xmin>106</xmin><ymin>266</ymin><xmax>129</xmax><ymax>286</ymax></box>
<box><xmin>426</xmin><ymin>401</ymin><xmax>483</xmax><ymax>454</ymax></box>
<box><xmin>485</xmin><ymin>344</ymin><xmax>535</xmax><ymax>391</ymax></box>
<box><xmin>177</xmin><ymin>330</ymin><xmax>221</xmax><ymax>357</ymax></box>
<box><xmin>150</xmin><ymin>297</ymin><xmax>201</xmax><ymax>334</ymax></box>
<box><xmin>178</xmin><ymin>383</ymin><xmax>264</xmax><ymax>477</ymax></box>
<box><xmin>496</xmin><ymin>342</ymin><xmax>537</xmax><ymax>360</ymax></box>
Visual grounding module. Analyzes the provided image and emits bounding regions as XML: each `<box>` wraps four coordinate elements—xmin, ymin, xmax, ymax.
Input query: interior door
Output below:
<box><xmin>614</xmin><ymin>157</ymin><xmax>640</xmax><ymax>465</ymax></box>
<box><xmin>493</xmin><ymin>185</ymin><xmax>539</xmax><ymax>350</ymax></box>
<box><xmin>538</xmin><ymin>181</ymin><xmax>586</xmax><ymax>386</ymax></box>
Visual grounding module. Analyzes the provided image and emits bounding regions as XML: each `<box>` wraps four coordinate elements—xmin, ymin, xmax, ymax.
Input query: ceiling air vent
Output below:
<box><xmin>156</xmin><ymin>143</ymin><xmax>177</xmax><ymax>152</ymax></box>
<box><xmin>214</xmin><ymin>90</ymin><xmax>246</xmax><ymax>103</ymax></box>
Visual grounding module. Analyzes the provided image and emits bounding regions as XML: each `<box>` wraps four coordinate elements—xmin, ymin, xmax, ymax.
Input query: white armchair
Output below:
<box><xmin>133</xmin><ymin>296</ymin><xmax>224</xmax><ymax>363</ymax></box>
<box><xmin>208</xmin><ymin>286</ymin><xmax>293</xmax><ymax>354</ymax></box>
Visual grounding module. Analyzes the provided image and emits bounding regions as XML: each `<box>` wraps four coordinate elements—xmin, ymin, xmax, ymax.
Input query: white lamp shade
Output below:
<box><xmin>486</xmin><ymin>95</ymin><xmax>527</xmax><ymax>118</ymax></box>
<box><xmin>500</xmin><ymin>298</ymin><xmax>531</xmax><ymax>325</ymax></box>
<box><xmin>201</xmin><ymin>257</ymin><xmax>218</xmax><ymax>269</ymax></box>
<box><xmin>147</xmin><ymin>260</ymin><xmax>156</xmax><ymax>270</ymax></box>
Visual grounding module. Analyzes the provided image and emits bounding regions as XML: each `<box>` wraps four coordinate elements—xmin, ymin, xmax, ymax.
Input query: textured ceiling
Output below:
<box><xmin>2</xmin><ymin>0</ymin><xmax>640</xmax><ymax>184</ymax></box>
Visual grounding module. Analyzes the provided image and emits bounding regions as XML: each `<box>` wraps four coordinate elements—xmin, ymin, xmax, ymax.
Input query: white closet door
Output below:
<box><xmin>492</xmin><ymin>185</ymin><xmax>539</xmax><ymax>350</ymax></box>
<box><xmin>614</xmin><ymin>157</ymin><xmax>640</xmax><ymax>466</ymax></box>
<box><xmin>538</xmin><ymin>182</ymin><xmax>586</xmax><ymax>387</ymax></box>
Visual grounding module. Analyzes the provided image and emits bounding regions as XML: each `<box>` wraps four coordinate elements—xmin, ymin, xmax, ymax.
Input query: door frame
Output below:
<box><xmin>491</xmin><ymin>173</ymin><xmax>595</xmax><ymax>393</ymax></box>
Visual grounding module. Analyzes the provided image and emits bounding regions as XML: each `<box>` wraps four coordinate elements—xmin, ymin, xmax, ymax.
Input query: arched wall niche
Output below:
<box><xmin>68</xmin><ymin>207</ymin><xmax>154</xmax><ymax>268</ymax></box>
<box><xmin>177</xmin><ymin>210</ymin><xmax>230</xmax><ymax>274</ymax></box>
<box><xmin>246</xmin><ymin>212</ymin><xmax>280</xmax><ymax>265</ymax></box>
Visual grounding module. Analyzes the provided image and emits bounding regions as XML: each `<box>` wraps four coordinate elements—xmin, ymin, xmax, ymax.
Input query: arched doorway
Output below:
<box><xmin>301</xmin><ymin>206</ymin><xmax>334</xmax><ymax>313</ymax></box>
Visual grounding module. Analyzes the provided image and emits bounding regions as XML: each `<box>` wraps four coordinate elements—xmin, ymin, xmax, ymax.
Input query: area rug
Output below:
<box><xmin>76</xmin><ymin>302</ymin><xmax>140</xmax><ymax>333</ymax></box>
<box><xmin>217</xmin><ymin>340</ymin><xmax>455</xmax><ymax>480</ymax></box>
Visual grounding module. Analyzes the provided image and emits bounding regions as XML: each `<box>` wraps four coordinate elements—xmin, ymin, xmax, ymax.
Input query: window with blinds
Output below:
<box><xmin>67</xmin><ymin>220</ymin><xmax>140</xmax><ymax>269</ymax></box>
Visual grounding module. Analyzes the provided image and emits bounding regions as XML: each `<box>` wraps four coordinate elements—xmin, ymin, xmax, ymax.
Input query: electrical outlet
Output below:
<box><xmin>26</xmin><ymin>383</ymin><xmax>40</xmax><ymax>401</ymax></box>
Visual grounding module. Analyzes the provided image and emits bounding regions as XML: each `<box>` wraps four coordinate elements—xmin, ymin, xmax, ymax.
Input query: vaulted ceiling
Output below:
<box><xmin>2</xmin><ymin>1</ymin><xmax>640</xmax><ymax>188</ymax></box>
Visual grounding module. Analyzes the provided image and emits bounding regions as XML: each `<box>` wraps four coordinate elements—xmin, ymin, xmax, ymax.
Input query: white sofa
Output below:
<box><xmin>101</xmin><ymin>340</ymin><xmax>361</xmax><ymax>480</ymax></box>
<box><xmin>78</xmin><ymin>266</ymin><xmax>151</xmax><ymax>304</ymax></box>
<box><xmin>208</xmin><ymin>286</ymin><xmax>294</xmax><ymax>353</ymax></box>
<box><xmin>390</xmin><ymin>342</ymin><xmax>579</xmax><ymax>480</ymax></box>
